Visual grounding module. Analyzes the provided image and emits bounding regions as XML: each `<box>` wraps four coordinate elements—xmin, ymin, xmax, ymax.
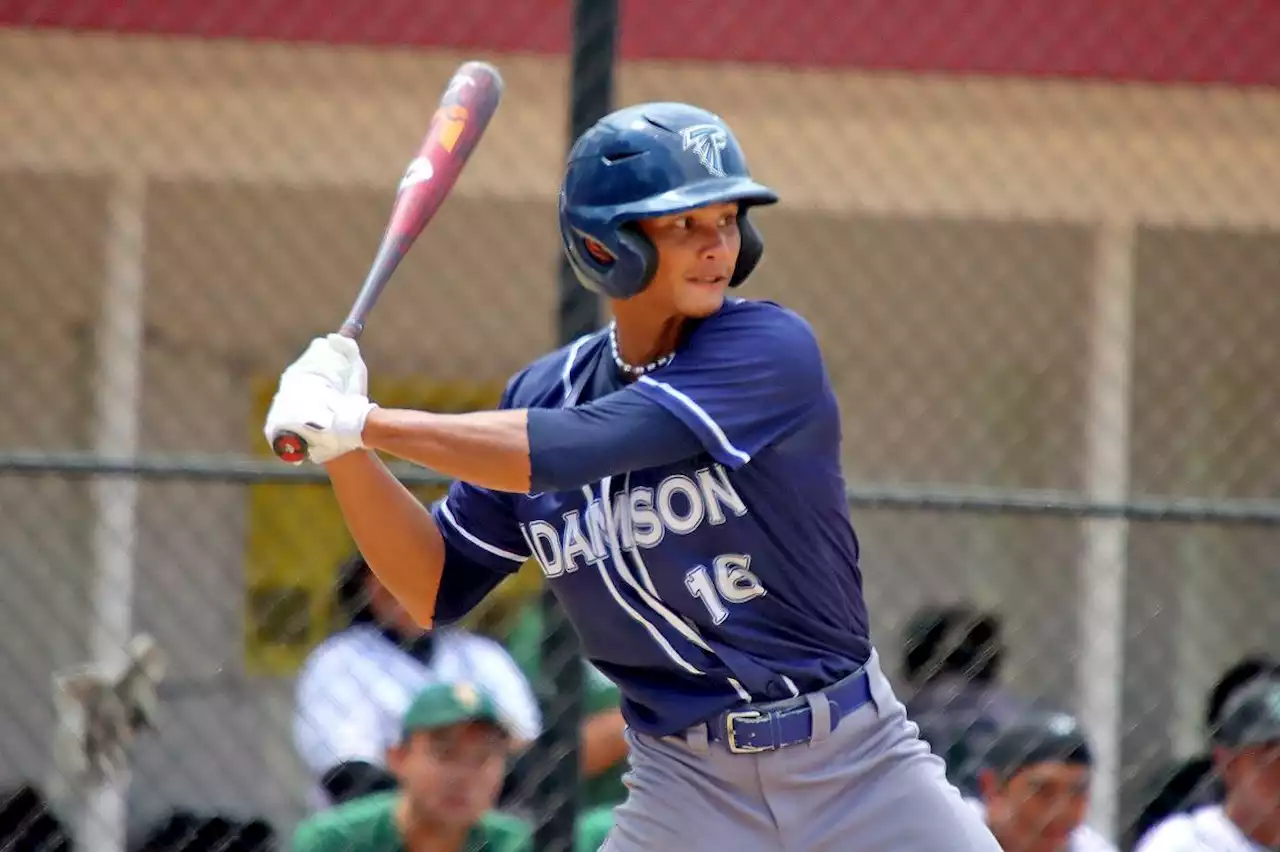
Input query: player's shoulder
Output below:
<box><xmin>474</xmin><ymin>810</ymin><xmax>534</xmax><ymax>850</ymax></box>
<box><xmin>290</xmin><ymin>792</ymin><xmax>396</xmax><ymax>852</ymax></box>
<box><xmin>691</xmin><ymin>298</ymin><xmax>821</xmax><ymax>358</ymax></box>
<box><xmin>703</xmin><ymin>297</ymin><xmax>814</xmax><ymax>334</ymax></box>
<box><xmin>503</xmin><ymin>329</ymin><xmax>609</xmax><ymax>409</ymax></box>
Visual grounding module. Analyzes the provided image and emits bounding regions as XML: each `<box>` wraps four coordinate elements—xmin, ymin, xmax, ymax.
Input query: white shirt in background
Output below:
<box><xmin>293</xmin><ymin>624</ymin><xmax>542</xmax><ymax>809</ymax></box>
<box><xmin>1135</xmin><ymin>805</ymin><xmax>1270</xmax><ymax>852</ymax></box>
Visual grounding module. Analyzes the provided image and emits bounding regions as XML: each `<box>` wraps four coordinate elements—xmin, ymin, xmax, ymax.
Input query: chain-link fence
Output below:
<box><xmin>2</xmin><ymin>2</ymin><xmax>1279</xmax><ymax>851</ymax></box>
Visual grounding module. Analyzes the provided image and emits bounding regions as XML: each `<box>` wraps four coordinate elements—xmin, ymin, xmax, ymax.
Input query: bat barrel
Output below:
<box><xmin>271</xmin><ymin>60</ymin><xmax>504</xmax><ymax>466</ymax></box>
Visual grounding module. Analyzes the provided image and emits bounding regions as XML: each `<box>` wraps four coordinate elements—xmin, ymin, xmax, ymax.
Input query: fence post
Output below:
<box><xmin>532</xmin><ymin>2</ymin><xmax>616</xmax><ymax>850</ymax></box>
<box><xmin>76</xmin><ymin>173</ymin><xmax>148</xmax><ymax>852</ymax></box>
<box><xmin>1079</xmin><ymin>220</ymin><xmax>1136</xmax><ymax>839</ymax></box>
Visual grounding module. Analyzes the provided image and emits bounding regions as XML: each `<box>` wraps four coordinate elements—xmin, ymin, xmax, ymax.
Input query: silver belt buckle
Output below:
<box><xmin>724</xmin><ymin>709</ymin><xmax>770</xmax><ymax>754</ymax></box>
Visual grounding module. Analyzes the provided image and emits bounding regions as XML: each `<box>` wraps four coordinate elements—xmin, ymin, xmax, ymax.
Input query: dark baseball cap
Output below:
<box><xmin>1212</xmin><ymin>677</ymin><xmax>1280</xmax><ymax>748</ymax></box>
<box><xmin>981</xmin><ymin>713</ymin><xmax>1093</xmax><ymax>779</ymax></box>
<box><xmin>400</xmin><ymin>682</ymin><xmax>514</xmax><ymax>740</ymax></box>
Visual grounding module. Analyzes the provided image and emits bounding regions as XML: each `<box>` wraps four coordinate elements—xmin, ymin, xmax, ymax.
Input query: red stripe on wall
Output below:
<box><xmin>3</xmin><ymin>0</ymin><xmax>1278</xmax><ymax>87</ymax></box>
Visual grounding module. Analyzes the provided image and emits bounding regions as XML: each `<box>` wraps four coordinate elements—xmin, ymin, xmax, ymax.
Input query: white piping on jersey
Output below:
<box><xmin>600</xmin><ymin>476</ymin><xmax>715</xmax><ymax>654</ymax></box>
<box><xmin>594</xmin><ymin>476</ymin><xmax>754</xmax><ymax>703</ymax></box>
<box><xmin>618</xmin><ymin>540</ymin><xmax>715</xmax><ymax>653</ymax></box>
<box><xmin>439</xmin><ymin>499</ymin><xmax>528</xmax><ymax>563</ymax></box>
<box><xmin>780</xmin><ymin>675</ymin><xmax>800</xmax><ymax>697</ymax></box>
<box><xmin>560</xmin><ymin>332</ymin><xmax>596</xmax><ymax>406</ymax></box>
<box><xmin>636</xmin><ymin>375</ymin><xmax>752</xmax><ymax>466</ymax></box>
<box><xmin>622</xmin><ymin>532</ymin><xmax>661</xmax><ymax>599</ymax></box>
<box><xmin>592</xmin><ymin>478</ymin><xmax>705</xmax><ymax>676</ymax></box>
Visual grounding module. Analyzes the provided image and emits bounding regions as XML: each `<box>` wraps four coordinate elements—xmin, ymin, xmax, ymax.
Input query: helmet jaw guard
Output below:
<box><xmin>558</xmin><ymin>103</ymin><xmax>779</xmax><ymax>301</ymax></box>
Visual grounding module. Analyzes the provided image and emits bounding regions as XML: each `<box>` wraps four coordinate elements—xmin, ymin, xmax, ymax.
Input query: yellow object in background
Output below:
<box><xmin>243</xmin><ymin>376</ymin><xmax>508</xmax><ymax>675</ymax></box>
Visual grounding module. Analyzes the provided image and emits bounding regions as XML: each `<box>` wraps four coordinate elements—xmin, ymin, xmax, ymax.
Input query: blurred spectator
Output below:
<box><xmin>290</xmin><ymin>683</ymin><xmax>607</xmax><ymax>852</ymax></box>
<box><xmin>1130</xmin><ymin>654</ymin><xmax>1279</xmax><ymax>846</ymax></box>
<box><xmin>1134</xmin><ymin>676</ymin><xmax>1280</xmax><ymax>852</ymax></box>
<box><xmin>574</xmin><ymin>804</ymin><xmax>616</xmax><ymax>852</ymax></box>
<box><xmin>902</xmin><ymin>605</ymin><xmax>1033</xmax><ymax>795</ymax></box>
<box><xmin>503</xmin><ymin>602</ymin><xmax>629</xmax><ymax>810</ymax></box>
<box><xmin>293</xmin><ymin>553</ymin><xmax>540</xmax><ymax>810</ymax></box>
<box><xmin>290</xmin><ymin>682</ymin><xmax>527</xmax><ymax>852</ymax></box>
<box><xmin>971</xmin><ymin>712</ymin><xmax>1117</xmax><ymax>852</ymax></box>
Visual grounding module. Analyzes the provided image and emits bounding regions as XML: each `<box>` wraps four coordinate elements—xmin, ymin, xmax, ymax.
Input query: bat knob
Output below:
<box><xmin>271</xmin><ymin>431</ymin><xmax>309</xmax><ymax>464</ymax></box>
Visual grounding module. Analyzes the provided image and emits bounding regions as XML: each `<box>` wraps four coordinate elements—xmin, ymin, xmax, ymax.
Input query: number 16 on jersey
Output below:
<box><xmin>685</xmin><ymin>554</ymin><xmax>766</xmax><ymax>624</ymax></box>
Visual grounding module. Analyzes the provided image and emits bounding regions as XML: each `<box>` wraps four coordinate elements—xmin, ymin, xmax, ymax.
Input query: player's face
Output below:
<box><xmin>981</xmin><ymin>763</ymin><xmax>1090</xmax><ymax>852</ymax></box>
<box><xmin>388</xmin><ymin>722</ymin><xmax>509</xmax><ymax>829</ymax></box>
<box><xmin>1219</xmin><ymin>743</ymin><xmax>1280</xmax><ymax>845</ymax></box>
<box><xmin>635</xmin><ymin>201</ymin><xmax>741</xmax><ymax>319</ymax></box>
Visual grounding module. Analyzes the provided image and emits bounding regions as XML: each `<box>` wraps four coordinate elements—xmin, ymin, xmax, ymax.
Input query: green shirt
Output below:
<box><xmin>574</xmin><ymin>805</ymin><xmax>616</xmax><ymax>852</ymax></box>
<box><xmin>290</xmin><ymin>793</ymin><xmax>531</xmax><ymax>852</ymax></box>
<box><xmin>505</xmin><ymin>606</ymin><xmax>628</xmax><ymax>810</ymax></box>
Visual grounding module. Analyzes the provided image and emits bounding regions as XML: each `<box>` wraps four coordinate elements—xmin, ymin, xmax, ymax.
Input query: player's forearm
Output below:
<box><xmin>362</xmin><ymin>408</ymin><xmax>532</xmax><ymax>494</ymax></box>
<box><xmin>581</xmin><ymin>708</ymin><xmax>629</xmax><ymax>777</ymax></box>
<box><xmin>323</xmin><ymin>450</ymin><xmax>446</xmax><ymax>627</ymax></box>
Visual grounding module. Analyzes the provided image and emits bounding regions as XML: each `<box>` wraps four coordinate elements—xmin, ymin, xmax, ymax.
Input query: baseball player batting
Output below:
<box><xmin>264</xmin><ymin>102</ymin><xmax>1003</xmax><ymax>852</ymax></box>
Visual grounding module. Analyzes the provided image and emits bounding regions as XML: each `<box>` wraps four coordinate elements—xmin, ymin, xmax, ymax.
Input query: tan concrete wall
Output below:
<box><xmin>0</xmin><ymin>29</ymin><xmax>1276</xmax><ymax>839</ymax></box>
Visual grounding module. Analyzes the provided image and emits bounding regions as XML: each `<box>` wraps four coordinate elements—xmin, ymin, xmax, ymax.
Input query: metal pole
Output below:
<box><xmin>78</xmin><ymin>173</ymin><xmax>147</xmax><ymax>852</ymax></box>
<box><xmin>1078</xmin><ymin>220</ymin><xmax>1136</xmax><ymax>840</ymax></box>
<box><xmin>532</xmin><ymin>2</ymin><xmax>615</xmax><ymax>850</ymax></box>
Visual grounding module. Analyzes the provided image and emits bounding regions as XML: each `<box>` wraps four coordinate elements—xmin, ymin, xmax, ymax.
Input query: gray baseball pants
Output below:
<box><xmin>601</xmin><ymin>650</ymin><xmax>1002</xmax><ymax>852</ymax></box>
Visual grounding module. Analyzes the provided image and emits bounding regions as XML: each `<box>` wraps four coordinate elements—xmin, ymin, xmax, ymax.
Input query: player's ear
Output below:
<box><xmin>976</xmin><ymin>768</ymin><xmax>1000</xmax><ymax>801</ymax></box>
<box><xmin>1210</xmin><ymin>745</ymin><xmax>1239</xmax><ymax>781</ymax></box>
<box><xmin>385</xmin><ymin>741</ymin><xmax>408</xmax><ymax>774</ymax></box>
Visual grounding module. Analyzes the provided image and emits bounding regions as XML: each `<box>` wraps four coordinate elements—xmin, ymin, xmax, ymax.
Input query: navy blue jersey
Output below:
<box><xmin>430</xmin><ymin>299</ymin><xmax>870</xmax><ymax>736</ymax></box>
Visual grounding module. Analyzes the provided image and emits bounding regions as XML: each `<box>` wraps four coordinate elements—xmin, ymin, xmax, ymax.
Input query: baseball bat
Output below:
<box><xmin>270</xmin><ymin>61</ymin><xmax>505</xmax><ymax>463</ymax></box>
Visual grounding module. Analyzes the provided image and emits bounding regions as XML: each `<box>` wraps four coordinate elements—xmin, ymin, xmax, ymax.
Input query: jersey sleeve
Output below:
<box><xmin>430</xmin><ymin>482</ymin><xmax>530</xmax><ymax>625</ymax></box>
<box><xmin>629</xmin><ymin>301</ymin><xmax>826</xmax><ymax>469</ymax></box>
<box><xmin>430</xmin><ymin>376</ymin><xmax>534</xmax><ymax>624</ymax></box>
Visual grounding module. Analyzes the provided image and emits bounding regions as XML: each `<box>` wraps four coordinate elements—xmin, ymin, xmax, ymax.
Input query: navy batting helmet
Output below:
<box><xmin>559</xmin><ymin>102</ymin><xmax>779</xmax><ymax>300</ymax></box>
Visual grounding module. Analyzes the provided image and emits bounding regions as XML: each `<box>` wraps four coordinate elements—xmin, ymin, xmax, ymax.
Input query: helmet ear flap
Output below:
<box><xmin>729</xmin><ymin>209</ymin><xmax>765</xmax><ymax>287</ymax></box>
<box><xmin>615</xmin><ymin>224</ymin><xmax>659</xmax><ymax>299</ymax></box>
<box><xmin>562</xmin><ymin>222</ymin><xmax>656</xmax><ymax>300</ymax></box>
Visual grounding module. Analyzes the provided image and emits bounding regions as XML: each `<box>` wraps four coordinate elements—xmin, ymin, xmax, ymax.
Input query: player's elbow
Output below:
<box><xmin>402</xmin><ymin>599</ymin><xmax>437</xmax><ymax>630</ymax></box>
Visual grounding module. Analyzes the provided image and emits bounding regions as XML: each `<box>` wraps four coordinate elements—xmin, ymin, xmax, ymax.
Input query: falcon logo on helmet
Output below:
<box><xmin>680</xmin><ymin>124</ymin><xmax>729</xmax><ymax>178</ymax></box>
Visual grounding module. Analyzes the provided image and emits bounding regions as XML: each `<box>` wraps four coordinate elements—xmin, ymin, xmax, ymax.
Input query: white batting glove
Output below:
<box><xmin>264</xmin><ymin>334</ymin><xmax>377</xmax><ymax>464</ymax></box>
<box><xmin>281</xmin><ymin>333</ymin><xmax>369</xmax><ymax>397</ymax></box>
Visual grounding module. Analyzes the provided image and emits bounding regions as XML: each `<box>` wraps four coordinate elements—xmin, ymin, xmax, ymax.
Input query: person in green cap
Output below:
<box><xmin>291</xmin><ymin>681</ymin><xmax>614</xmax><ymax>852</ymax></box>
<box><xmin>291</xmin><ymin>680</ymin><xmax>528</xmax><ymax>852</ymax></box>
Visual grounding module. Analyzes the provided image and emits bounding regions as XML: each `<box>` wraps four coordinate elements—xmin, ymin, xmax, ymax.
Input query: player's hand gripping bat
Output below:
<box><xmin>269</xmin><ymin>61</ymin><xmax>505</xmax><ymax>463</ymax></box>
